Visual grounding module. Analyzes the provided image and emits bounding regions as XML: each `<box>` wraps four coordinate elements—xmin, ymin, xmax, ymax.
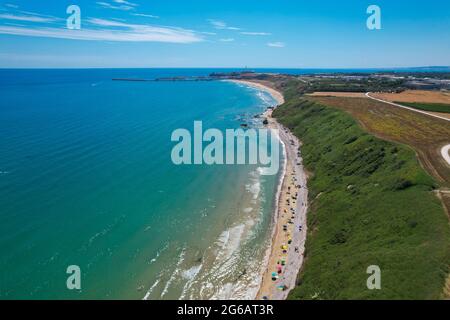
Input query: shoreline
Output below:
<box><xmin>227</xmin><ymin>79</ymin><xmax>309</xmax><ymax>300</ymax></box>
<box><xmin>226</xmin><ymin>79</ymin><xmax>285</xmax><ymax>106</ymax></box>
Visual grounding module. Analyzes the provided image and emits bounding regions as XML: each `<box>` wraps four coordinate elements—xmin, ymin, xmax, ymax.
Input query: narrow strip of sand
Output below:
<box><xmin>227</xmin><ymin>79</ymin><xmax>309</xmax><ymax>300</ymax></box>
<box><xmin>227</xmin><ymin>79</ymin><xmax>285</xmax><ymax>106</ymax></box>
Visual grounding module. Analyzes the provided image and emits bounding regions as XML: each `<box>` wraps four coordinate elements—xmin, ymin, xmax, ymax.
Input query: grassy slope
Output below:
<box><xmin>394</xmin><ymin>102</ymin><xmax>450</xmax><ymax>114</ymax></box>
<box><xmin>273</xmin><ymin>95</ymin><xmax>450</xmax><ymax>299</ymax></box>
<box><xmin>308</xmin><ymin>96</ymin><xmax>450</xmax><ymax>186</ymax></box>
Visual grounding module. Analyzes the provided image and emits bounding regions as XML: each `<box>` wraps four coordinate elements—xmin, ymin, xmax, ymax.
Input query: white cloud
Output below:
<box><xmin>208</xmin><ymin>19</ymin><xmax>226</xmax><ymax>29</ymax></box>
<box><xmin>208</xmin><ymin>19</ymin><xmax>240</xmax><ymax>31</ymax></box>
<box><xmin>5</xmin><ymin>3</ymin><xmax>19</xmax><ymax>9</ymax></box>
<box><xmin>240</xmin><ymin>32</ymin><xmax>271</xmax><ymax>36</ymax></box>
<box><xmin>87</xmin><ymin>17</ymin><xmax>130</xmax><ymax>27</ymax></box>
<box><xmin>267</xmin><ymin>41</ymin><xmax>285</xmax><ymax>47</ymax></box>
<box><xmin>219</xmin><ymin>38</ymin><xmax>235</xmax><ymax>42</ymax></box>
<box><xmin>113</xmin><ymin>0</ymin><xmax>137</xmax><ymax>6</ymax></box>
<box><xmin>0</xmin><ymin>13</ymin><xmax>57</xmax><ymax>23</ymax></box>
<box><xmin>0</xmin><ymin>18</ymin><xmax>204</xmax><ymax>43</ymax></box>
<box><xmin>96</xmin><ymin>1</ymin><xmax>134</xmax><ymax>11</ymax></box>
<box><xmin>132</xmin><ymin>13</ymin><xmax>159</xmax><ymax>19</ymax></box>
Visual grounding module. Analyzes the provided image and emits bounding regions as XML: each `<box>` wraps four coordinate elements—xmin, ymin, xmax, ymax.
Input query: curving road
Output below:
<box><xmin>441</xmin><ymin>144</ymin><xmax>450</xmax><ymax>166</ymax></box>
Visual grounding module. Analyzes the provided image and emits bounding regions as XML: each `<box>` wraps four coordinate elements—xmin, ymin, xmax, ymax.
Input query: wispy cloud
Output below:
<box><xmin>4</xmin><ymin>3</ymin><xmax>19</xmax><ymax>9</ymax></box>
<box><xmin>87</xmin><ymin>17</ymin><xmax>129</xmax><ymax>27</ymax></box>
<box><xmin>0</xmin><ymin>17</ymin><xmax>204</xmax><ymax>43</ymax></box>
<box><xmin>208</xmin><ymin>19</ymin><xmax>225</xmax><ymax>29</ymax></box>
<box><xmin>96</xmin><ymin>1</ymin><xmax>135</xmax><ymax>11</ymax></box>
<box><xmin>219</xmin><ymin>38</ymin><xmax>235</xmax><ymax>42</ymax></box>
<box><xmin>113</xmin><ymin>0</ymin><xmax>137</xmax><ymax>6</ymax></box>
<box><xmin>132</xmin><ymin>13</ymin><xmax>159</xmax><ymax>19</ymax></box>
<box><xmin>208</xmin><ymin>19</ymin><xmax>240</xmax><ymax>31</ymax></box>
<box><xmin>240</xmin><ymin>32</ymin><xmax>271</xmax><ymax>36</ymax></box>
<box><xmin>267</xmin><ymin>41</ymin><xmax>285</xmax><ymax>48</ymax></box>
<box><xmin>0</xmin><ymin>13</ymin><xmax>58</xmax><ymax>23</ymax></box>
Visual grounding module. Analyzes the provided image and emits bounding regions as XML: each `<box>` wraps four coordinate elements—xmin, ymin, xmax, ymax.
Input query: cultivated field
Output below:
<box><xmin>309</xmin><ymin>91</ymin><xmax>450</xmax><ymax>118</ymax></box>
<box><xmin>372</xmin><ymin>90</ymin><xmax>450</xmax><ymax>104</ymax></box>
<box><xmin>307</xmin><ymin>92</ymin><xmax>367</xmax><ymax>98</ymax></box>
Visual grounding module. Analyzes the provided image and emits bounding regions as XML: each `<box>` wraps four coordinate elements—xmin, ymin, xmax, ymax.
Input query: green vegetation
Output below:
<box><xmin>307</xmin><ymin>95</ymin><xmax>450</xmax><ymax>187</ymax></box>
<box><xmin>273</xmin><ymin>94</ymin><xmax>450</xmax><ymax>299</ymax></box>
<box><xmin>297</xmin><ymin>77</ymin><xmax>406</xmax><ymax>93</ymax></box>
<box><xmin>395</xmin><ymin>102</ymin><xmax>450</xmax><ymax>114</ymax></box>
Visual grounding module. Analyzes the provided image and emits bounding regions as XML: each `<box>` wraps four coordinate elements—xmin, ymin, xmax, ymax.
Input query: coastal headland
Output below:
<box><xmin>227</xmin><ymin>71</ymin><xmax>450</xmax><ymax>299</ymax></box>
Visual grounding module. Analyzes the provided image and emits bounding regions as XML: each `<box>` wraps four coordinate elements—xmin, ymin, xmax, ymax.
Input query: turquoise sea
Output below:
<box><xmin>0</xmin><ymin>69</ymin><xmax>281</xmax><ymax>299</ymax></box>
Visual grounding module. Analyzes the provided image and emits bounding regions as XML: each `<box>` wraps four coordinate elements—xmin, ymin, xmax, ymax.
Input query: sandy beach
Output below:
<box><xmin>228</xmin><ymin>79</ymin><xmax>309</xmax><ymax>300</ymax></box>
<box><xmin>227</xmin><ymin>80</ymin><xmax>285</xmax><ymax>107</ymax></box>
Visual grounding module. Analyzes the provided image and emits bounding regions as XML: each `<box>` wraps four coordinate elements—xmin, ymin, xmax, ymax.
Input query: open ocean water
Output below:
<box><xmin>0</xmin><ymin>69</ymin><xmax>282</xmax><ymax>299</ymax></box>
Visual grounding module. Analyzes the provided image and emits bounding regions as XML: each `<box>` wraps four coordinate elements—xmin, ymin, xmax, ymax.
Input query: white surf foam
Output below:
<box><xmin>142</xmin><ymin>278</ymin><xmax>160</xmax><ymax>300</ymax></box>
<box><xmin>160</xmin><ymin>247</ymin><xmax>186</xmax><ymax>298</ymax></box>
<box><xmin>148</xmin><ymin>243</ymin><xmax>168</xmax><ymax>265</ymax></box>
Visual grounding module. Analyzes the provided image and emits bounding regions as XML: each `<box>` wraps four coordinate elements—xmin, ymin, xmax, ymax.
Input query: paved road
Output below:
<box><xmin>441</xmin><ymin>144</ymin><xmax>450</xmax><ymax>166</ymax></box>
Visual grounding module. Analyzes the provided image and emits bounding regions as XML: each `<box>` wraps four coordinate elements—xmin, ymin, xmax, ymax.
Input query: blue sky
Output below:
<box><xmin>0</xmin><ymin>0</ymin><xmax>449</xmax><ymax>68</ymax></box>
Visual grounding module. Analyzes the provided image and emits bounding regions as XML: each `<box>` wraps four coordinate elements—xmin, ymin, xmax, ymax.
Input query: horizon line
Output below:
<box><xmin>0</xmin><ymin>65</ymin><xmax>449</xmax><ymax>70</ymax></box>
